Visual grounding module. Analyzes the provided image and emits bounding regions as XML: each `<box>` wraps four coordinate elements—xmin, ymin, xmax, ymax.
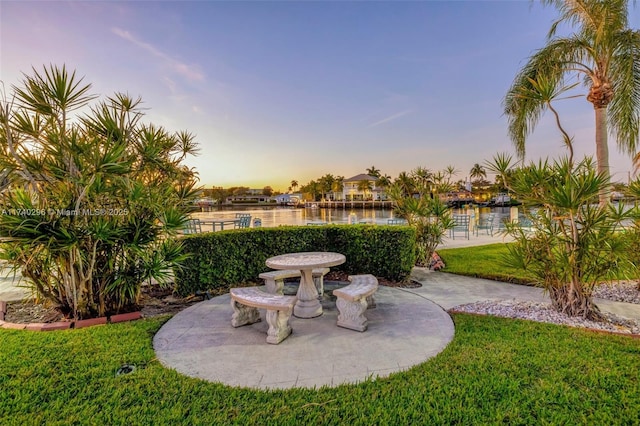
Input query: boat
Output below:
<box><xmin>491</xmin><ymin>193</ymin><xmax>510</xmax><ymax>206</ymax></box>
<box><xmin>488</xmin><ymin>192</ymin><xmax>521</xmax><ymax>207</ymax></box>
<box><xmin>284</xmin><ymin>196</ymin><xmax>303</xmax><ymax>207</ymax></box>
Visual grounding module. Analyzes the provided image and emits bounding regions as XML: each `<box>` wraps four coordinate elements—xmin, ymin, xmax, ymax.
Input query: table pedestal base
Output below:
<box><xmin>294</xmin><ymin>269</ymin><xmax>323</xmax><ymax>318</ymax></box>
<box><xmin>293</xmin><ymin>299</ymin><xmax>323</xmax><ymax>319</ymax></box>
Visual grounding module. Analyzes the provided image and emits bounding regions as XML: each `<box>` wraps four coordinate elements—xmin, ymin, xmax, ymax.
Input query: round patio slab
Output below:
<box><xmin>153</xmin><ymin>285</ymin><xmax>454</xmax><ymax>390</ymax></box>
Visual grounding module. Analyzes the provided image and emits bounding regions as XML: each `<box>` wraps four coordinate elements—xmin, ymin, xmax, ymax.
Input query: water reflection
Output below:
<box><xmin>193</xmin><ymin>203</ymin><xmax>639</xmax><ymax>230</ymax></box>
<box><xmin>191</xmin><ymin>206</ymin><xmax>522</xmax><ymax>228</ymax></box>
<box><xmin>192</xmin><ymin>207</ymin><xmax>398</xmax><ymax>228</ymax></box>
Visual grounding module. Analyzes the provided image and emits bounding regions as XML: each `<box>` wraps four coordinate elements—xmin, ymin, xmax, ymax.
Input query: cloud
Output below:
<box><xmin>368</xmin><ymin>110</ymin><xmax>412</xmax><ymax>128</ymax></box>
<box><xmin>111</xmin><ymin>27</ymin><xmax>204</xmax><ymax>82</ymax></box>
<box><xmin>162</xmin><ymin>76</ymin><xmax>177</xmax><ymax>94</ymax></box>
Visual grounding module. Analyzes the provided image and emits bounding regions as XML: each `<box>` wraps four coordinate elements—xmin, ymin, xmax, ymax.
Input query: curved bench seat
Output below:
<box><xmin>334</xmin><ymin>274</ymin><xmax>379</xmax><ymax>332</ymax></box>
<box><xmin>230</xmin><ymin>287</ymin><xmax>297</xmax><ymax>344</ymax></box>
<box><xmin>333</xmin><ymin>275</ymin><xmax>378</xmax><ymax>302</ymax></box>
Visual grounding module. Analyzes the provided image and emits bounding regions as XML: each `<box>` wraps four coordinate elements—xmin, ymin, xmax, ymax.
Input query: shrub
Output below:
<box><xmin>0</xmin><ymin>65</ymin><xmax>199</xmax><ymax>319</ymax></box>
<box><xmin>489</xmin><ymin>155</ymin><xmax>635</xmax><ymax>319</ymax></box>
<box><xmin>174</xmin><ymin>225</ymin><xmax>416</xmax><ymax>296</ymax></box>
<box><xmin>386</xmin><ymin>176</ymin><xmax>453</xmax><ymax>266</ymax></box>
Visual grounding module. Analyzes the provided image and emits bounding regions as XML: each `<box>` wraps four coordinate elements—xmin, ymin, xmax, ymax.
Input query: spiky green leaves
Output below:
<box><xmin>0</xmin><ymin>65</ymin><xmax>201</xmax><ymax>319</ymax></box>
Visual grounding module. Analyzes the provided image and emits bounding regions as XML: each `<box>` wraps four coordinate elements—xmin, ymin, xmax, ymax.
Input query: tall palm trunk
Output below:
<box><xmin>588</xmin><ymin>77</ymin><xmax>613</xmax><ymax>205</ymax></box>
<box><xmin>595</xmin><ymin>107</ymin><xmax>610</xmax><ymax>205</ymax></box>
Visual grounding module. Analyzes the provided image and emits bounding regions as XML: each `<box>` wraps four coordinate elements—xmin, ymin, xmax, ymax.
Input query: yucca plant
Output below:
<box><xmin>0</xmin><ymin>65</ymin><xmax>200</xmax><ymax>319</ymax></box>
<box><xmin>491</xmin><ymin>155</ymin><xmax>634</xmax><ymax>320</ymax></box>
<box><xmin>386</xmin><ymin>180</ymin><xmax>453</xmax><ymax>267</ymax></box>
<box><xmin>621</xmin><ymin>180</ymin><xmax>640</xmax><ymax>291</ymax></box>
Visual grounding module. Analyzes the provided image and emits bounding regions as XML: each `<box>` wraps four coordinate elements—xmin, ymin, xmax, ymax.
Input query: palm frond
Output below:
<box><xmin>608</xmin><ymin>29</ymin><xmax>640</xmax><ymax>155</ymax></box>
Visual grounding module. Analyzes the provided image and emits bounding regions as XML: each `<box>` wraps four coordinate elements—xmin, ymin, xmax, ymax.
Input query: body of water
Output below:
<box><xmin>192</xmin><ymin>206</ymin><xmax>398</xmax><ymax>227</ymax></box>
<box><xmin>192</xmin><ymin>206</ymin><xmax>518</xmax><ymax>228</ymax></box>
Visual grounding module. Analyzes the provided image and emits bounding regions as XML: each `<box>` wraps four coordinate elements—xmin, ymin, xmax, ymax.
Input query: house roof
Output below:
<box><xmin>344</xmin><ymin>174</ymin><xmax>377</xmax><ymax>183</ymax></box>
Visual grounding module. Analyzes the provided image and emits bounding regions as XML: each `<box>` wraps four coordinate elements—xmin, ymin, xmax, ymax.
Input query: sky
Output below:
<box><xmin>1</xmin><ymin>1</ymin><xmax>639</xmax><ymax>193</ymax></box>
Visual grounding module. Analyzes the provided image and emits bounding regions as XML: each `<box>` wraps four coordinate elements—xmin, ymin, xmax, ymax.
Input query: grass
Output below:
<box><xmin>3</xmin><ymin>243</ymin><xmax>639</xmax><ymax>424</ymax></box>
<box><xmin>438</xmin><ymin>241</ymin><xmax>636</xmax><ymax>284</ymax></box>
<box><xmin>1</xmin><ymin>315</ymin><xmax>640</xmax><ymax>425</ymax></box>
<box><xmin>438</xmin><ymin>243</ymin><xmax>537</xmax><ymax>285</ymax></box>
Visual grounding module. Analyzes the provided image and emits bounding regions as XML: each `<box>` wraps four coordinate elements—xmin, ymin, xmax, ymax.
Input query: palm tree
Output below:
<box><xmin>318</xmin><ymin>174</ymin><xmax>335</xmax><ymax>201</ymax></box>
<box><xmin>412</xmin><ymin>167</ymin><xmax>433</xmax><ymax>197</ymax></box>
<box><xmin>504</xmin><ymin>0</ymin><xmax>640</xmax><ymax>204</ymax></box>
<box><xmin>469</xmin><ymin>164</ymin><xmax>487</xmax><ymax>182</ymax></box>
<box><xmin>366</xmin><ymin>166</ymin><xmax>381</xmax><ymax>178</ymax></box>
<box><xmin>394</xmin><ymin>172</ymin><xmax>415</xmax><ymax>197</ymax></box>
<box><xmin>301</xmin><ymin>180</ymin><xmax>320</xmax><ymax>201</ymax></box>
<box><xmin>357</xmin><ymin>179</ymin><xmax>373</xmax><ymax>200</ymax></box>
<box><xmin>444</xmin><ymin>165</ymin><xmax>459</xmax><ymax>181</ymax></box>
<box><xmin>290</xmin><ymin>180</ymin><xmax>298</xmax><ymax>193</ymax></box>
<box><xmin>375</xmin><ymin>174</ymin><xmax>392</xmax><ymax>189</ymax></box>
<box><xmin>332</xmin><ymin>176</ymin><xmax>344</xmax><ymax>200</ymax></box>
<box><xmin>431</xmin><ymin>170</ymin><xmax>454</xmax><ymax>195</ymax></box>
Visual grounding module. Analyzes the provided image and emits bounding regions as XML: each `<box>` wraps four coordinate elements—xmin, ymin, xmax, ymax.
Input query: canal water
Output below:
<box><xmin>191</xmin><ymin>206</ymin><xmax>517</xmax><ymax>228</ymax></box>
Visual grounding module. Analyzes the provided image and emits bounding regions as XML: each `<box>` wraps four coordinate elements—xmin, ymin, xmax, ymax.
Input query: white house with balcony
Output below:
<box><xmin>341</xmin><ymin>174</ymin><xmax>387</xmax><ymax>201</ymax></box>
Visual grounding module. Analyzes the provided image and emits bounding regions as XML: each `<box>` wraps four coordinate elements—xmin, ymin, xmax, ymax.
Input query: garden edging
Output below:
<box><xmin>0</xmin><ymin>301</ymin><xmax>142</xmax><ymax>331</ymax></box>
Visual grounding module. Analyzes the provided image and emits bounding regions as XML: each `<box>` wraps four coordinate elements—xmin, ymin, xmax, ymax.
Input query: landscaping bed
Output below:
<box><xmin>3</xmin><ymin>286</ymin><xmax>203</xmax><ymax>324</ymax></box>
<box><xmin>3</xmin><ymin>271</ymin><xmax>419</xmax><ymax>324</ymax></box>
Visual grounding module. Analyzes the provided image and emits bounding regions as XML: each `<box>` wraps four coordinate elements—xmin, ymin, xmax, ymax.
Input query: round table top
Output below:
<box><xmin>266</xmin><ymin>252</ymin><xmax>346</xmax><ymax>270</ymax></box>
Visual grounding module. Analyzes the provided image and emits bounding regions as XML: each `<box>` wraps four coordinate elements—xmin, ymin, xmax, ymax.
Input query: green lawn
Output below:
<box><xmin>2</xmin><ymin>243</ymin><xmax>640</xmax><ymax>424</ymax></box>
<box><xmin>1</xmin><ymin>315</ymin><xmax>639</xmax><ymax>425</ymax></box>
<box><xmin>438</xmin><ymin>243</ymin><xmax>537</xmax><ymax>285</ymax></box>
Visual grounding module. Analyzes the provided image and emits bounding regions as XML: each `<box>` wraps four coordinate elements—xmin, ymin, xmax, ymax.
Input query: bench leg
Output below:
<box><xmin>230</xmin><ymin>300</ymin><xmax>261</xmax><ymax>327</ymax></box>
<box><xmin>366</xmin><ymin>295</ymin><xmax>376</xmax><ymax>309</ymax></box>
<box><xmin>313</xmin><ymin>274</ymin><xmax>324</xmax><ymax>297</ymax></box>
<box><xmin>265</xmin><ymin>309</ymin><xmax>293</xmax><ymax>344</ymax></box>
<box><xmin>264</xmin><ymin>278</ymin><xmax>285</xmax><ymax>295</ymax></box>
<box><xmin>336</xmin><ymin>297</ymin><xmax>369</xmax><ymax>332</ymax></box>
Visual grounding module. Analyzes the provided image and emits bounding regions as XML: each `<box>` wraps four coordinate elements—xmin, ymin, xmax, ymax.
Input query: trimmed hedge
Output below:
<box><xmin>174</xmin><ymin>225</ymin><xmax>416</xmax><ymax>296</ymax></box>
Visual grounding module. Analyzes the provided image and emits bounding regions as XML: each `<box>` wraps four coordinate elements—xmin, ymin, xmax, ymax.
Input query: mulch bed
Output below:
<box><xmin>4</xmin><ymin>273</ymin><xmax>420</xmax><ymax>324</ymax></box>
<box><xmin>4</xmin><ymin>286</ymin><xmax>203</xmax><ymax>324</ymax></box>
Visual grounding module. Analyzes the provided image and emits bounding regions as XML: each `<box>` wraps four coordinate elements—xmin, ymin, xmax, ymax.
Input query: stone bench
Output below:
<box><xmin>230</xmin><ymin>287</ymin><xmax>297</xmax><ymax>344</ymax></box>
<box><xmin>259</xmin><ymin>267</ymin><xmax>330</xmax><ymax>296</ymax></box>
<box><xmin>333</xmin><ymin>274</ymin><xmax>379</xmax><ymax>332</ymax></box>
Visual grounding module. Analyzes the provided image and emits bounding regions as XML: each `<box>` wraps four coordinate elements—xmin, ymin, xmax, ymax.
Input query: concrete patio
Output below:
<box><xmin>153</xmin><ymin>267</ymin><xmax>640</xmax><ymax>390</ymax></box>
<box><xmin>153</xmin><ymin>283</ymin><xmax>455</xmax><ymax>390</ymax></box>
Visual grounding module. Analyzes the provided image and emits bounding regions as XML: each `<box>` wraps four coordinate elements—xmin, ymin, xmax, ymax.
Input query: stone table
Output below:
<box><xmin>266</xmin><ymin>251</ymin><xmax>346</xmax><ymax>318</ymax></box>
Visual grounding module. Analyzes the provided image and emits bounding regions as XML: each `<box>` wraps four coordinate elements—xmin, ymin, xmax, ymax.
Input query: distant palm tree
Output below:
<box><xmin>504</xmin><ymin>0</ymin><xmax>640</xmax><ymax>204</ymax></box>
<box><xmin>366</xmin><ymin>166</ymin><xmax>381</xmax><ymax>177</ymax></box>
<box><xmin>375</xmin><ymin>174</ymin><xmax>392</xmax><ymax>189</ymax></box>
<box><xmin>332</xmin><ymin>176</ymin><xmax>344</xmax><ymax>199</ymax></box>
<box><xmin>357</xmin><ymin>179</ymin><xmax>373</xmax><ymax>200</ymax></box>
<box><xmin>372</xmin><ymin>174</ymin><xmax>391</xmax><ymax>203</ymax></box>
<box><xmin>411</xmin><ymin>167</ymin><xmax>433</xmax><ymax>197</ymax></box>
<box><xmin>395</xmin><ymin>172</ymin><xmax>415</xmax><ymax>197</ymax></box>
<box><xmin>444</xmin><ymin>165</ymin><xmax>459</xmax><ymax>180</ymax></box>
<box><xmin>290</xmin><ymin>180</ymin><xmax>298</xmax><ymax>193</ymax></box>
<box><xmin>469</xmin><ymin>164</ymin><xmax>487</xmax><ymax>182</ymax></box>
<box><xmin>301</xmin><ymin>180</ymin><xmax>320</xmax><ymax>201</ymax></box>
<box><xmin>319</xmin><ymin>174</ymin><xmax>335</xmax><ymax>201</ymax></box>
<box><xmin>431</xmin><ymin>170</ymin><xmax>455</xmax><ymax>195</ymax></box>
